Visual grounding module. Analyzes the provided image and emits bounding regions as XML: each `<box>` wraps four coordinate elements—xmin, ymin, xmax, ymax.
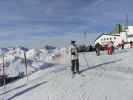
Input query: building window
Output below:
<box><xmin>110</xmin><ymin>38</ymin><xmax>112</xmax><ymax>40</ymax></box>
<box><xmin>114</xmin><ymin>37</ymin><xmax>116</xmax><ymax>40</ymax></box>
<box><xmin>107</xmin><ymin>38</ymin><xmax>109</xmax><ymax>40</ymax></box>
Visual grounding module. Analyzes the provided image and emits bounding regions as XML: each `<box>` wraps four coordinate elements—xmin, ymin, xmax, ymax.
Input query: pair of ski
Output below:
<box><xmin>72</xmin><ymin>72</ymin><xmax>85</xmax><ymax>78</ymax></box>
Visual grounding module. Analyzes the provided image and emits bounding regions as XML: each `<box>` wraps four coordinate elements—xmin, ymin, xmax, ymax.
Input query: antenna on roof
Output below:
<box><xmin>125</xmin><ymin>14</ymin><xmax>128</xmax><ymax>30</ymax></box>
<box><xmin>83</xmin><ymin>32</ymin><xmax>87</xmax><ymax>39</ymax></box>
<box><xmin>124</xmin><ymin>14</ymin><xmax>128</xmax><ymax>42</ymax></box>
<box><xmin>83</xmin><ymin>32</ymin><xmax>87</xmax><ymax>44</ymax></box>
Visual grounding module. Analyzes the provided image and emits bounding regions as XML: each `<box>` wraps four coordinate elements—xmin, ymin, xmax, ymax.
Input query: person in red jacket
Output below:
<box><xmin>107</xmin><ymin>41</ymin><xmax>113</xmax><ymax>55</ymax></box>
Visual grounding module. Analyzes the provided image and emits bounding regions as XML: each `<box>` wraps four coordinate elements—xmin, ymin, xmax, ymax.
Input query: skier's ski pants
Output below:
<box><xmin>71</xmin><ymin>59</ymin><xmax>79</xmax><ymax>72</ymax></box>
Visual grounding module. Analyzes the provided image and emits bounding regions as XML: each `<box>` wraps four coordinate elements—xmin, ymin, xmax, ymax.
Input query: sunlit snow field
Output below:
<box><xmin>1</xmin><ymin>47</ymin><xmax>133</xmax><ymax>100</ymax></box>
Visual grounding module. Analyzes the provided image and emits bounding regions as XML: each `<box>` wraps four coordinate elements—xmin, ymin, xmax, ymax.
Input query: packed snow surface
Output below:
<box><xmin>1</xmin><ymin>48</ymin><xmax>133</xmax><ymax>100</ymax></box>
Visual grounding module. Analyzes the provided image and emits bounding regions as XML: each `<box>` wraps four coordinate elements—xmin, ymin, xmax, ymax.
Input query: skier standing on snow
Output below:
<box><xmin>95</xmin><ymin>43</ymin><xmax>101</xmax><ymax>56</ymax></box>
<box><xmin>130</xmin><ymin>41</ymin><xmax>133</xmax><ymax>48</ymax></box>
<box><xmin>70</xmin><ymin>40</ymin><xmax>79</xmax><ymax>74</ymax></box>
<box><xmin>121</xmin><ymin>40</ymin><xmax>124</xmax><ymax>49</ymax></box>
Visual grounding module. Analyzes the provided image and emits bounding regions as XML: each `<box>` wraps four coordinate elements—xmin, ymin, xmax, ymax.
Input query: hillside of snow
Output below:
<box><xmin>1</xmin><ymin>48</ymin><xmax>133</xmax><ymax>100</ymax></box>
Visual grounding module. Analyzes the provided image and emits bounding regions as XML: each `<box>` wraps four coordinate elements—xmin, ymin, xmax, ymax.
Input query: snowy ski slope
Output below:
<box><xmin>1</xmin><ymin>48</ymin><xmax>133</xmax><ymax>100</ymax></box>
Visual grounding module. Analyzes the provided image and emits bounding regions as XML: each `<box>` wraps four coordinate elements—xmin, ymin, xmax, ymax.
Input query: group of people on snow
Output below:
<box><xmin>95</xmin><ymin>41</ymin><xmax>114</xmax><ymax>56</ymax></box>
<box><xmin>95</xmin><ymin>40</ymin><xmax>127</xmax><ymax>56</ymax></box>
<box><xmin>69</xmin><ymin>40</ymin><xmax>127</xmax><ymax>74</ymax></box>
<box><xmin>69</xmin><ymin>40</ymin><xmax>114</xmax><ymax>75</ymax></box>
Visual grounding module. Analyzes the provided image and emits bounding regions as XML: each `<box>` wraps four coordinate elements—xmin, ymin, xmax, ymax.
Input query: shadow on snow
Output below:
<box><xmin>79</xmin><ymin>59</ymin><xmax>122</xmax><ymax>74</ymax></box>
<box><xmin>0</xmin><ymin>84</ymin><xmax>27</xmax><ymax>95</ymax></box>
<box><xmin>7</xmin><ymin>81</ymin><xmax>47</xmax><ymax>100</ymax></box>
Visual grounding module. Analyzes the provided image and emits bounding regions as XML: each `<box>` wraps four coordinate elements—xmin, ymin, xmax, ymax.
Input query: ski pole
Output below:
<box><xmin>2</xmin><ymin>54</ymin><xmax>6</xmax><ymax>100</ymax></box>
<box><xmin>24</xmin><ymin>52</ymin><xmax>28</xmax><ymax>80</ymax></box>
<box><xmin>82</xmin><ymin>52</ymin><xmax>89</xmax><ymax>68</ymax></box>
<box><xmin>2</xmin><ymin>54</ymin><xmax>6</xmax><ymax>87</ymax></box>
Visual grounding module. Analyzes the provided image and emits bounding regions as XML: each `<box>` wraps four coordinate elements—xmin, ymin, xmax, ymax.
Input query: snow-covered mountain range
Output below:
<box><xmin>0</xmin><ymin>46</ymin><xmax>64</xmax><ymax>77</ymax></box>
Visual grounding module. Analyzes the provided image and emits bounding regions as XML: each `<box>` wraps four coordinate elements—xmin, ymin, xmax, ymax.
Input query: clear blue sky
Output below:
<box><xmin>0</xmin><ymin>0</ymin><xmax>132</xmax><ymax>48</ymax></box>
